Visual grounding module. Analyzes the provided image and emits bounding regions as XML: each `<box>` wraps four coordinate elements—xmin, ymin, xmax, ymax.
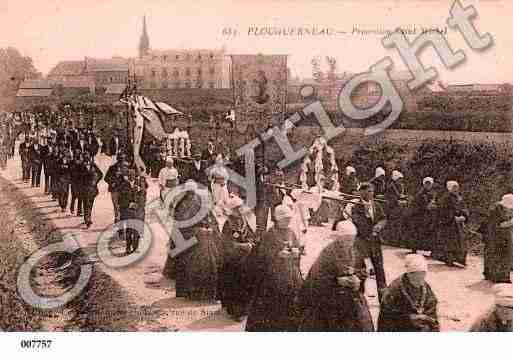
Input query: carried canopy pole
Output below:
<box><xmin>125</xmin><ymin>68</ymin><xmax>132</xmax><ymax>146</ymax></box>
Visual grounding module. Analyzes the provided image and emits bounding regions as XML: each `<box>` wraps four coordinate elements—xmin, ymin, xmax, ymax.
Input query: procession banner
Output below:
<box><xmin>230</xmin><ymin>54</ymin><xmax>288</xmax><ymax>134</ymax></box>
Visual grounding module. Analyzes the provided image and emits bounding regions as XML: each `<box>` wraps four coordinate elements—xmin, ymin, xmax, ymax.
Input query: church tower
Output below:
<box><xmin>139</xmin><ymin>15</ymin><xmax>150</xmax><ymax>58</ymax></box>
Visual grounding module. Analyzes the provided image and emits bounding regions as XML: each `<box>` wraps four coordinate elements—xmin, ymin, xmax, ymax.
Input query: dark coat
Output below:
<box><xmin>378</xmin><ymin>274</ymin><xmax>439</xmax><ymax>332</ymax></box>
<box><xmin>70</xmin><ymin>160</ymin><xmax>84</xmax><ymax>186</ymax></box>
<box><xmin>28</xmin><ymin>144</ymin><xmax>42</xmax><ymax>165</ymax></box>
<box><xmin>369</xmin><ymin>176</ymin><xmax>387</xmax><ymax>196</ymax></box>
<box><xmin>244</xmin><ymin>227</ymin><xmax>303</xmax><ymax>332</ymax></box>
<box><xmin>108</xmin><ymin>136</ymin><xmax>123</xmax><ymax>156</ymax></box>
<box><xmin>470</xmin><ymin>309</ymin><xmax>513</xmax><ymax>332</ymax></box>
<box><xmin>351</xmin><ymin>199</ymin><xmax>386</xmax><ymax>258</ymax></box>
<box><xmin>80</xmin><ymin>164</ymin><xmax>103</xmax><ymax>197</ymax></box>
<box><xmin>42</xmin><ymin>147</ymin><xmax>56</xmax><ymax>175</ymax></box>
<box><xmin>188</xmin><ymin>160</ymin><xmax>209</xmax><ymax>187</ymax></box>
<box><xmin>340</xmin><ymin>174</ymin><xmax>359</xmax><ymax>195</ymax></box>
<box><xmin>478</xmin><ymin>203</ymin><xmax>512</xmax><ymax>283</ymax></box>
<box><xmin>218</xmin><ymin>215</ymin><xmax>254</xmax><ymax>318</ymax></box>
<box><xmin>86</xmin><ymin>134</ymin><xmax>100</xmax><ymax>156</ymax></box>
<box><xmin>72</xmin><ymin>140</ymin><xmax>97</xmax><ymax>156</ymax></box>
<box><xmin>173</xmin><ymin>191</ymin><xmax>220</xmax><ymax>301</ymax></box>
<box><xmin>118</xmin><ymin>178</ymin><xmax>139</xmax><ymax>211</ymax></box>
<box><xmin>384</xmin><ymin>180</ymin><xmax>406</xmax><ymax>219</ymax></box>
<box><xmin>56</xmin><ymin>160</ymin><xmax>73</xmax><ymax>183</ymax></box>
<box><xmin>19</xmin><ymin>142</ymin><xmax>29</xmax><ymax>161</ymax></box>
<box><xmin>409</xmin><ymin>187</ymin><xmax>437</xmax><ymax>251</ymax></box>
<box><xmin>433</xmin><ymin>191</ymin><xmax>469</xmax><ymax>266</ymax></box>
<box><xmin>297</xmin><ymin>239</ymin><xmax>374</xmax><ymax>331</ymax></box>
<box><xmin>104</xmin><ymin>162</ymin><xmax>123</xmax><ymax>192</ymax></box>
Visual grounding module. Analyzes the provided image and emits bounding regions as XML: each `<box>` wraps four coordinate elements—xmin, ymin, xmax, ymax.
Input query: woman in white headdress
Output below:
<box><xmin>384</xmin><ymin>170</ymin><xmax>407</xmax><ymax>247</ymax></box>
<box><xmin>478</xmin><ymin>193</ymin><xmax>513</xmax><ymax>283</ymax></box>
<box><xmin>218</xmin><ymin>197</ymin><xmax>256</xmax><ymax>320</ymax></box>
<box><xmin>296</xmin><ymin>220</ymin><xmax>374</xmax><ymax>331</ymax></box>
<box><xmin>172</xmin><ymin>184</ymin><xmax>220</xmax><ymax>301</ymax></box>
<box><xmin>409</xmin><ymin>176</ymin><xmax>437</xmax><ymax>253</ymax></box>
<box><xmin>369</xmin><ymin>166</ymin><xmax>387</xmax><ymax>196</ymax></box>
<box><xmin>244</xmin><ymin>204</ymin><xmax>303</xmax><ymax>331</ymax></box>
<box><xmin>432</xmin><ymin>180</ymin><xmax>469</xmax><ymax>267</ymax></box>
<box><xmin>211</xmin><ymin>167</ymin><xmax>230</xmax><ymax>221</ymax></box>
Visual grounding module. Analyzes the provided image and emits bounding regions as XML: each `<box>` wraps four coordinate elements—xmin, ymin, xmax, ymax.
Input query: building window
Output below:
<box><xmin>209</xmin><ymin>67</ymin><xmax>215</xmax><ymax>75</ymax></box>
<box><xmin>198</xmin><ymin>54</ymin><xmax>202</xmax><ymax>61</ymax></box>
<box><xmin>209</xmin><ymin>53</ymin><xmax>214</xmax><ymax>59</ymax></box>
<box><xmin>163</xmin><ymin>55</ymin><xmax>168</xmax><ymax>61</ymax></box>
<box><xmin>162</xmin><ymin>82</ymin><xmax>168</xmax><ymax>89</ymax></box>
<box><xmin>197</xmin><ymin>68</ymin><xmax>202</xmax><ymax>76</ymax></box>
<box><xmin>173</xmin><ymin>68</ymin><xmax>179</xmax><ymax>77</ymax></box>
<box><xmin>209</xmin><ymin>82</ymin><xmax>215</xmax><ymax>89</ymax></box>
<box><xmin>185</xmin><ymin>68</ymin><xmax>191</xmax><ymax>76</ymax></box>
<box><xmin>185</xmin><ymin>81</ymin><xmax>191</xmax><ymax>88</ymax></box>
<box><xmin>176</xmin><ymin>54</ymin><xmax>180</xmax><ymax>60</ymax></box>
<box><xmin>197</xmin><ymin>80</ymin><xmax>203</xmax><ymax>89</ymax></box>
<box><xmin>162</xmin><ymin>68</ymin><xmax>168</xmax><ymax>78</ymax></box>
<box><xmin>151</xmin><ymin>69</ymin><xmax>156</xmax><ymax>77</ymax></box>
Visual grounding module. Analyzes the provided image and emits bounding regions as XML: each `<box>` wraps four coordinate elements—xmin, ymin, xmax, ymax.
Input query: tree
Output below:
<box><xmin>0</xmin><ymin>47</ymin><xmax>40</xmax><ymax>110</ymax></box>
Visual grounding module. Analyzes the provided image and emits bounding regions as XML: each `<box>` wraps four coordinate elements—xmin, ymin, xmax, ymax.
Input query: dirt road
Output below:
<box><xmin>0</xmin><ymin>151</ymin><xmax>497</xmax><ymax>331</ymax></box>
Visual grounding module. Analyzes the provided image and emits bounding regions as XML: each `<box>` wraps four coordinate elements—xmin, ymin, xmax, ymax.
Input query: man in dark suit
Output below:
<box><xmin>189</xmin><ymin>152</ymin><xmax>208</xmax><ymax>186</ymax></box>
<box><xmin>86</xmin><ymin>129</ymin><xmax>99</xmax><ymax>157</ymax></box>
<box><xmin>29</xmin><ymin>139</ymin><xmax>43</xmax><ymax>187</ymax></box>
<box><xmin>19</xmin><ymin>137</ymin><xmax>31</xmax><ymax>182</ymax></box>
<box><xmin>104</xmin><ymin>152</ymin><xmax>127</xmax><ymax>223</ymax></box>
<box><xmin>346</xmin><ymin>182</ymin><xmax>387</xmax><ymax>303</ymax></box>
<box><xmin>73</xmin><ymin>134</ymin><xmax>89</xmax><ymax>154</ymax></box>
<box><xmin>80</xmin><ymin>157</ymin><xmax>103</xmax><ymax>228</ymax></box>
<box><xmin>40</xmin><ymin>137</ymin><xmax>51</xmax><ymax>194</ymax></box>
<box><xmin>201</xmin><ymin>140</ymin><xmax>216</xmax><ymax>167</ymax></box>
<box><xmin>108</xmin><ymin>132</ymin><xmax>123</xmax><ymax>157</ymax></box>
<box><xmin>67</xmin><ymin>125</ymin><xmax>79</xmax><ymax>148</ymax></box>
<box><xmin>70</xmin><ymin>150</ymin><xmax>84</xmax><ymax>215</ymax></box>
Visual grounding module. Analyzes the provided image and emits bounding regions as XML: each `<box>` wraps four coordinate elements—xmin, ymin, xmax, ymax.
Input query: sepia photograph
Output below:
<box><xmin>1</xmin><ymin>0</ymin><xmax>513</xmax><ymax>357</ymax></box>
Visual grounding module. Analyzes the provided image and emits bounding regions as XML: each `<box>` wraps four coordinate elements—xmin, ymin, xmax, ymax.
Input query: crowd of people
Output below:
<box><xmin>2</xmin><ymin>112</ymin><xmax>513</xmax><ymax>332</ymax></box>
<box><xmin>148</xmin><ymin>135</ymin><xmax>513</xmax><ymax>332</ymax></box>
<box><xmin>17</xmin><ymin>125</ymin><xmax>106</xmax><ymax>228</ymax></box>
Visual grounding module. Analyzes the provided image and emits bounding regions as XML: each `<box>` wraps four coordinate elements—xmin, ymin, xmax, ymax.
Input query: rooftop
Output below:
<box><xmin>18</xmin><ymin>79</ymin><xmax>53</xmax><ymax>89</ymax></box>
<box><xmin>17</xmin><ymin>88</ymin><xmax>53</xmax><ymax>97</ymax></box>
<box><xmin>85</xmin><ymin>57</ymin><xmax>129</xmax><ymax>72</ymax></box>
<box><xmin>48</xmin><ymin>61</ymin><xmax>85</xmax><ymax>77</ymax></box>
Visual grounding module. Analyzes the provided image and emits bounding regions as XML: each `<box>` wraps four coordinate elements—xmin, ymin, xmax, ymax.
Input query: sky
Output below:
<box><xmin>1</xmin><ymin>0</ymin><xmax>512</xmax><ymax>84</ymax></box>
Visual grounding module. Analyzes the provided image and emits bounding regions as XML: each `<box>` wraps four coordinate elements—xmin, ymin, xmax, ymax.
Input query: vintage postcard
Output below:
<box><xmin>1</xmin><ymin>0</ymin><xmax>513</xmax><ymax>357</ymax></box>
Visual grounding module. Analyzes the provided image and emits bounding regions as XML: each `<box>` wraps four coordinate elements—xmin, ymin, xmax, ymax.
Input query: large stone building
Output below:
<box><xmin>132</xmin><ymin>16</ymin><xmax>229</xmax><ymax>89</ymax></box>
<box><xmin>46</xmin><ymin>57</ymin><xmax>129</xmax><ymax>92</ymax></box>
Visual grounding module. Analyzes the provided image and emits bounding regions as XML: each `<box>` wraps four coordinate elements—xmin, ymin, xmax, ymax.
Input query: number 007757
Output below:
<box><xmin>20</xmin><ymin>339</ymin><xmax>52</xmax><ymax>349</ymax></box>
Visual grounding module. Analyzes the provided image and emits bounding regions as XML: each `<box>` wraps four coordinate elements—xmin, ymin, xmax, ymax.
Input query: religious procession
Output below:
<box><xmin>2</xmin><ymin>90</ymin><xmax>513</xmax><ymax>333</ymax></box>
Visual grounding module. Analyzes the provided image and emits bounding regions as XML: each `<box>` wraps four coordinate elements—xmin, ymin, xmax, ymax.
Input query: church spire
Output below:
<box><xmin>139</xmin><ymin>15</ymin><xmax>150</xmax><ymax>58</ymax></box>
